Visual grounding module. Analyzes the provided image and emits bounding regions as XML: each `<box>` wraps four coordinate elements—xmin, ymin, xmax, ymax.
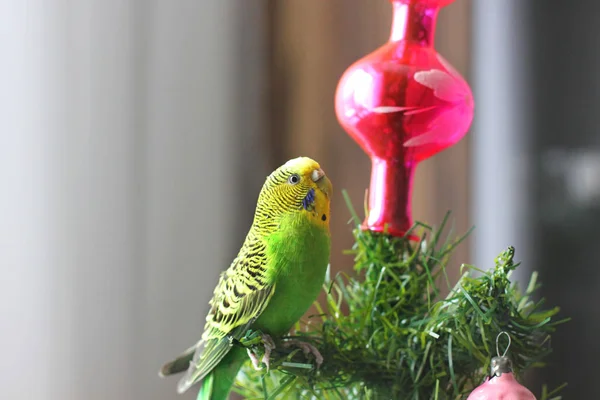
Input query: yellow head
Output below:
<box><xmin>254</xmin><ymin>157</ymin><xmax>332</xmax><ymax>229</ymax></box>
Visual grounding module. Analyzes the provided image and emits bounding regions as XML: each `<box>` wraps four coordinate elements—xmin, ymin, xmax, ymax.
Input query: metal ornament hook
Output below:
<box><xmin>496</xmin><ymin>331</ymin><xmax>511</xmax><ymax>358</ymax></box>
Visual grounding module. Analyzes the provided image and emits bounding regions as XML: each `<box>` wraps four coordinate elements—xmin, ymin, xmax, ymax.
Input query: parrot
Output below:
<box><xmin>159</xmin><ymin>156</ymin><xmax>332</xmax><ymax>400</ymax></box>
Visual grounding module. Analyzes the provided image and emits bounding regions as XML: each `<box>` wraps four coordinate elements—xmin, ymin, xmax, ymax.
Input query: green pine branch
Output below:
<box><xmin>232</xmin><ymin>194</ymin><xmax>567</xmax><ymax>399</ymax></box>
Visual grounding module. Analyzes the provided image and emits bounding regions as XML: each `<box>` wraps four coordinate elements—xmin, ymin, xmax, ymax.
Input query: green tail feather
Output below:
<box><xmin>197</xmin><ymin>347</ymin><xmax>246</xmax><ymax>400</ymax></box>
<box><xmin>197</xmin><ymin>373</ymin><xmax>214</xmax><ymax>400</ymax></box>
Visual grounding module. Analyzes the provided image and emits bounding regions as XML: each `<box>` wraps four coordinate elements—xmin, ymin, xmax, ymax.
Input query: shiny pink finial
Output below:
<box><xmin>335</xmin><ymin>0</ymin><xmax>474</xmax><ymax>237</ymax></box>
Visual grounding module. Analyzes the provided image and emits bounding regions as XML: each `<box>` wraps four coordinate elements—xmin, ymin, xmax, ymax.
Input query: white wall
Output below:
<box><xmin>0</xmin><ymin>1</ymin><xmax>252</xmax><ymax>399</ymax></box>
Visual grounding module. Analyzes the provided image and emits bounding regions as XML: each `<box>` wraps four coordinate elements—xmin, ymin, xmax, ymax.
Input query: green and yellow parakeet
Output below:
<box><xmin>159</xmin><ymin>157</ymin><xmax>332</xmax><ymax>400</ymax></box>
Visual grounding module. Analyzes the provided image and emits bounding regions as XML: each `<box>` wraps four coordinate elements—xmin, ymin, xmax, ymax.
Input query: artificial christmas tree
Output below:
<box><xmin>231</xmin><ymin>1</ymin><xmax>565</xmax><ymax>398</ymax></box>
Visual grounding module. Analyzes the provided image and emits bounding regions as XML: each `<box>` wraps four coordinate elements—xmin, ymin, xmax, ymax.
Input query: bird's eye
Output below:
<box><xmin>288</xmin><ymin>174</ymin><xmax>300</xmax><ymax>185</ymax></box>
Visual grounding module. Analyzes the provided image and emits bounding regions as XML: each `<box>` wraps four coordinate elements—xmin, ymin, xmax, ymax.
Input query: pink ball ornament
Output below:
<box><xmin>467</xmin><ymin>333</ymin><xmax>537</xmax><ymax>400</ymax></box>
<box><xmin>467</xmin><ymin>373</ymin><xmax>536</xmax><ymax>400</ymax></box>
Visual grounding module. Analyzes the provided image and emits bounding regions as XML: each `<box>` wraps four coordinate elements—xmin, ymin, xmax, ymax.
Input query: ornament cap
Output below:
<box><xmin>490</xmin><ymin>355</ymin><xmax>513</xmax><ymax>378</ymax></box>
<box><xmin>389</xmin><ymin>0</ymin><xmax>456</xmax><ymax>7</ymax></box>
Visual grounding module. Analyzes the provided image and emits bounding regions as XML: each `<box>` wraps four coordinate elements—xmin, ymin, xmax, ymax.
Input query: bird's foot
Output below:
<box><xmin>260</xmin><ymin>333</ymin><xmax>276</xmax><ymax>370</ymax></box>
<box><xmin>246</xmin><ymin>348</ymin><xmax>262</xmax><ymax>370</ymax></box>
<box><xmin>283</xmin><ymin>339</ymin><xmax>324</xmax><ymax>367</ymax></box>
<box><xmin>246</xmin><ymin>333</ymin><xmax>276</xmax><ymax>371</ymax></box>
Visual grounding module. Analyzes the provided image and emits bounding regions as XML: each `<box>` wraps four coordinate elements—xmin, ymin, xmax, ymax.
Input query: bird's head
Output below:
<box><xmin>255</xmin><ymin>157</ymin><xmax>332</xmax><ymax>226</ymax></box>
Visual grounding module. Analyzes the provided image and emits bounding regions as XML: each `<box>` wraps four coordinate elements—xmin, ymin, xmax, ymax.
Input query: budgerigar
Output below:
<box><xmin>159</xmin><ymin>157</ymin><xmax>332</xmax><ymax>400</ymax></box>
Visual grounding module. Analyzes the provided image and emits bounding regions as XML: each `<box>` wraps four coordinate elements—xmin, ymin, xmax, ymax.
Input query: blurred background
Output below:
<box><xmin>0</xmin><ymin>0</ymin><xmax>595</xmax><ymax>398</ymax></box>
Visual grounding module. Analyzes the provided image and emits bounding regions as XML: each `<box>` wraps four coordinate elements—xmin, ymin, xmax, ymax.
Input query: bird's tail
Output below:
<box><xmin>197</xmin><ymin>348</ymin><xmax>246</xmax><ymax>400</ymax></box>
<box><xmin>159</xmin><ymin>344</ymin><xmax>196</xmax><ymax>377</ymax></box>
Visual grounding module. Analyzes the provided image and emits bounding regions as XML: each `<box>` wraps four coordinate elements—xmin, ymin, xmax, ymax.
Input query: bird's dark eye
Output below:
<box><xmin>288</xmin><ymin>174</ymin><xmax>300</xmax><ymax>185</ymax></box>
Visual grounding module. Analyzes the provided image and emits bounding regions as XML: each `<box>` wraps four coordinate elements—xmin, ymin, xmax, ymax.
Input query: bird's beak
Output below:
<box><xmin>313</xmin><ymin>168</ymin><xmax>332</xmax><ymax>197</ymax></box>
<box><xmin>311</xmin><ymin>168</ymin><xmax>325</xmax><ymax>182</ymax></box>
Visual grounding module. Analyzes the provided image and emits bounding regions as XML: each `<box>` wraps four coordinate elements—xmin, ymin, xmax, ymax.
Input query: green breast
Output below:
<box><xmin>253</xmin><ymin>214</ymin><xmax>330</xmax><ymax>336</ymax></box>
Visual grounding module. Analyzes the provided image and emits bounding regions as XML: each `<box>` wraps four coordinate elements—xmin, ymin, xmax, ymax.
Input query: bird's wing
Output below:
<box><xmin>176</xmin><ymin>233</ymin><xmax>275</xmax><ymax>394</ymax></box>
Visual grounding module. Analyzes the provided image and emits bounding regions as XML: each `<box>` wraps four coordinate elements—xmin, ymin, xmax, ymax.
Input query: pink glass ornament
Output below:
<box><xmin>335</xmin><ymin>0</ymin><xmax>474</xmax><ymax>237</ymax></box>
<box><xmin>467</xmin><ymin>333</ymin><xmax>537</xmax><ymax>400</ymax></box>
<box><xmin>467</xmin><ymin>373</ymin><xmax>537</xmax><ymax>400</ymax></box>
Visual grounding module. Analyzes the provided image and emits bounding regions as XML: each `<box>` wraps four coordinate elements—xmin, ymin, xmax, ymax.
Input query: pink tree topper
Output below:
<box><xmin>335</xmin><ymin>0</ymin><xmax>474</xmax><ymax>237</ymax></box>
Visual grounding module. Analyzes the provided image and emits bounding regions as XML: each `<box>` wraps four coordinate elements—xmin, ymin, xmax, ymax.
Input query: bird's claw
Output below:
<box><xmin>246</xmin><ymin>348</ymin><xmax>262</xmax><ymax>370</ymax></box>
<box><xmin>283</xmin><ymin>339</ymin><xmax>324</xmax><ymax>367</ymax></box>
<box><xmin>261</xmin><ymin>333</ymin><xmax>276</xmax><ymax>370</ymax></box>
<box><xmin>246</xmin><ymin>333</ymin><xmax>276</xmax><ymax>371</ymax></box>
